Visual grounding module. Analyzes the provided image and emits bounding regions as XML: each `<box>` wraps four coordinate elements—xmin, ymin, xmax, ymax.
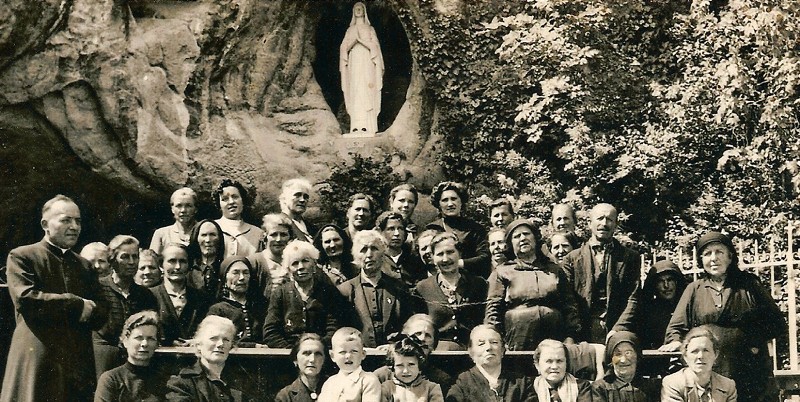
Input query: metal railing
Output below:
<box><xmin>640</xmin><ymin>221</ymin><xmax>799</xmax><ymax>374</ymax></box>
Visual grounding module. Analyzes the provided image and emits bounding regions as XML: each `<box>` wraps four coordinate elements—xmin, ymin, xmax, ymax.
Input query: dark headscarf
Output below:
<box><xmin>504</xmin><ymin>219</ymin><xmax>547</xmax><ymax>262</ymax></box>
<box><xmin>604</xmin><ymin>331</ymin><xmax>641</xmax><ymax>367</ymax></box>
<box><xmin>641</xmin><ymin>260</ymin><xmax>688</xmax><ymax>302</ymax></box>
<box><xmin>695</xmin><ymin>231</ymin><xmax>741</xmax><ymax>278</ymax></box>
<box><xmin>219</xmin><ymin>256</ymin><xmax>262</xmax><ymax>303</ymax></box>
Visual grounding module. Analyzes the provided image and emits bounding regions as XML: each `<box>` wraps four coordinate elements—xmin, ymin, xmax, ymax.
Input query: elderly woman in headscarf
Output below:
<box><xmin>592</xmin><ymin>331</ymin><xmax>659</xmax><ymax>402</ymax></box>
<box><xmin>660</xmin><ymin>231</ymin><xmax>785</xmax><ymax>402</ymax></box>
<box><xmin>613</xmin><ymin>260</ymin><xmax>688</xmax><ymax>350</ymax></box>
<box><xmin>426</xmin><ymin>181</ymin><xmax>490</xmax><ymax>278</ymax></box>
<box><xmin>485</xmin><ymin>219</ymin><xmax>580</xmax><ymax>350</ymax></box>
<box><xmin>207</xmin><ymin>256</ymin><xmax>268</xmax><ymax>347</ymax></box>
<box><xmin>187</xmin><ymin>219</ymin><xmax>226</xmax><ymax>301</ymax></box>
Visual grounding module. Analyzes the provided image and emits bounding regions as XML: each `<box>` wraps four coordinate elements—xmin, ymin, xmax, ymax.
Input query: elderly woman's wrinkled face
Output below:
<box><xmin>198</xmin><ymin>222</ymin><xmax>220</xmax><ymax>257</ymax></box>
<box><xmin>432</xmin><ymin>238</ymin><xmax>460</xmax><ymax>275</ymax></box>
<box><xmin>136</xmin><ymin>255</ymin><xmax>161</xmax><ymax>287</ymax></box>
<box><xmin>114</xmin><ymin>243</ymin><xmax>139</xmax><ymax>280</ymax></box>
<box><xmin>549</xmin><ymin>233</ymin><xmax>573</xmax><ymax>264</ymax></box>
<box><xmin>469</xmin><ymin>327</ymin><xmax>504</xmax><ymax>370</ymax></box>
<box><xmin>123</xmin><ymin>325</ymin><xmax>158</xmax><ymax>366</ymax></box>
<box><xmin>656</xmin><ymin>273</ymin><xmax>678</xmax><ymax>301</ymax></box>
<box><xmin>288</xmin><ymin>254</ymin><xmax>317</xmax><ymax>285</ymax></box>
<box><xmin>391</xmin><ymin>190</ymin><xmax>417</xmax><ymax>221</ymax></box>
<box><xmin>353</xmin><ymin>238</ymin><xmax>384</xmax><ymax>277</ymax></box>
<box><xmin>321</xmin><ymin>228</ymin><xmax>344</xmax><ymax>258</ymax></box>
<box><xmin>219</xmin><ymin>186</ymin><xmax>243</xmax><ymax>220</ymax></box>
<box><xmin>225</xmin><ymin>261</ymin><xmax>251</xmax><ymax>297</ymax></box>
<box><xmin>701</xmin><ymin>243</ymin><xmax>731</xmax><ymax>280</ymax></box>
<box><xmin>684</xmin><ymin>336</ymin><xmax>716</xmax><ymax>376</ymax></box>
<box><xmin>611</xmin><ymin>342</ymin><xmax>637</xmax><ymax>382</ymax></box>
<box><xmin>536</xmin><ymin>346</ymin><xmax>567</xmax><ymax>387</ymax></box>
<box><xmin>439</xmin><ymin>190</ymin><xmax>462</xmax><ymax>217</ymax></box>
<box><xmin>511</xmin><ymin>225</ymin><xmax>536</xmax><ymax>257</ymax></box>
<box><xmin>171</xmin><ymin>194</ymin><xmax>197</xmax><ymax>225</ymax></box>
<box><xmin>287</xmin><ymin>187</ymin><xmax>310</xmax><ymax>216</ymax></box>
<box><xmin>197</xmin><ymin>323</ymin><xmax>236</xmax><ymax>366</ymax></box>
<box><xmin>296</xmin><ymin>339</ymin><xmax>325</xmax><ymax>379</ymax></box>
<box><xmin>265</xmin><ymin>224</ymin><xmax>291</xmax><ymax>257</ymax></box>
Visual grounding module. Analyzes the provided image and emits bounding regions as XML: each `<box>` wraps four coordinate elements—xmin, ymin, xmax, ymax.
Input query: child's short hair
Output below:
<box><xmin>385</xmin><ymin>335</ymin><xmax>426</xmax><ymax>368</ymax></box>
<box><xmin>331</xmin><ymin>327</ymin><xmax>363</xmax><ymax>349</ymax></box>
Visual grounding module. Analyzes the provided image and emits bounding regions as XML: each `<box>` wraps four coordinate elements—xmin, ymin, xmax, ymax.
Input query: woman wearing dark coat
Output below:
<box><xmin>166</xmin><ymin>316</ymin><xmax>247</xmax><ymax>402</ymax></box>
<box><xmin>275</xmin><ymin>333</ymin><xmax>327</xmax><ymax>402</ymax></box>
<box><xmin>426</xmin><ymin>181</ymin><xmax>491</xmax><ymax>278</ymax></box>
<box><xmin>485</xmin><ymin>219</ymin><xmax>581</xmax><ymax>350</ymax></box>
<box><xmin>592</xmin><ymin>331</ymin><xmax>659</xmax><ymax>402</ymax></box>
<box><xmin>661</xmin><ymin>231</ymin><xmax>785</xmax><ymax>402</ymax></box>
<box><xmin>414</xmin><ymin>232</ymin><xmax>488</xmax><ymax>350</ymax></box>
<box><xmin>613</xmin><ymin>260</ymin><xmax>688</xmax><ymax>350</ymax></box>
<box><xmin>262</xmin><ymin>240</ymin><xmax>346</xmax><ymax>348</ymax></box>
<box><xmin>187</xmin><ymin>219</ymin><xmax>226</xmax><ymax>301</ymax></box>
<box><xmin>207</xmin><ymin>256</ymin><xmax>268</xmax><ymax>347</ymax></box>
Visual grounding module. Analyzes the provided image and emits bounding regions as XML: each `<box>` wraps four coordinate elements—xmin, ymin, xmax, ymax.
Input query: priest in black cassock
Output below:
<box><xmin>1</xmin><ymin>195</ymin><xmax>107</xmax><ymax>402</ymax></box>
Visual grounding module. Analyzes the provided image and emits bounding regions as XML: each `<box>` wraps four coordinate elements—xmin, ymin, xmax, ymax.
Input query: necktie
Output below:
<box><xmin>550</xmin><ymin>388</ymin><xmax>562</xmax><ymax>402</ymax></box>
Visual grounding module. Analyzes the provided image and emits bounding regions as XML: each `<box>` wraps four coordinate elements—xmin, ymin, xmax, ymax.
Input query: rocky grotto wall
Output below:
<box><xmin>0</xmin><ymin>0</ymin><xmax>454</xmax><ymax>253</ymax></box>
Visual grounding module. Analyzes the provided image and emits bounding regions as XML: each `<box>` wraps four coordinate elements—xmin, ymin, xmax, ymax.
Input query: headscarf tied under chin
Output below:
<box><xmin>534</xmin><ymin>373</ymin><xmax>579</xmax><ymax>402</ymax></box>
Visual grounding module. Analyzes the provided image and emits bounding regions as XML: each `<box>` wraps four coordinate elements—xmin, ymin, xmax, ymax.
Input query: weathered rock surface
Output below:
<box><xmin>0</xmin><ymin>0</ymin><xmax>449</xmax><ymax>251</ymax></box>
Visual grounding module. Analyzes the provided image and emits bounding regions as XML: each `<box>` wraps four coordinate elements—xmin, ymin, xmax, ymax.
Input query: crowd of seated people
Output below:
<box><xmin>0</xmin><ymin>179</ymin><xmax>787</xmax><ymax>402</ymax></box>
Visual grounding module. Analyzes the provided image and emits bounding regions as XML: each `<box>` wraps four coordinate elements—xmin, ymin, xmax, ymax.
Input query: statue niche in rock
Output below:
<box><xmin>339</xmin><ymin>2</ymin><xmax>384</xmax><ymax>137</ymax></box>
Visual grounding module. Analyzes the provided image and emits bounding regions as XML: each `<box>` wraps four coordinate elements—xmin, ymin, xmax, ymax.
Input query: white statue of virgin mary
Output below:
<box><xmin>340</xmin><ymin>2</ymin><xmax>384</xmax><ymax>136</ymax></box>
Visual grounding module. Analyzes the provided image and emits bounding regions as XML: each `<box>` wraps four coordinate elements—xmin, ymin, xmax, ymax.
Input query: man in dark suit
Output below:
<box><xmin>1</xmin><ymin>195</ymin><xmax>107</xmax><ymax>402</ymax></box>
<box><xmin>150</xmin><ymin>243</ymin><xmax>210</xmax><ymax>345</ymax></box>
<box><xmin>562</xmin><ymin>203</ymin><xmax>641</xmax><ymax>343</ymax></box>
<box><xmin>338</xmin><ymin>230</ymin><xmax>414</xmax><ymax>348</ymax></box>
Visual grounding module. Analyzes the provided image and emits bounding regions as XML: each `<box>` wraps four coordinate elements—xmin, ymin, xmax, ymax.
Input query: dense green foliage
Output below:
<box><xmin>397</xmin><ymin>0</ymin><xmax>800</xmax><ymax>250</ymax></box>
<box><xmin>318</xmin><ymin>153</ymin><xmax>403</xmax><ymax>228</ymax></box>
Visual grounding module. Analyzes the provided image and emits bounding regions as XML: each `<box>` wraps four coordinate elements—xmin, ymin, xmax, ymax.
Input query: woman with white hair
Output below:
<box><xmin>165</xmin><ymin>315</ymin><xmax>246</xmax><ymax>401</ymax></box>
<box><xmin>279</xmin><ymin>178</ymin><xmax>316</xmax><ymax>243</ymax></box>
<box><xmin>262</xmin><ymin>240</ymin><xmax>346</xmax><ymax>348</ymax></box>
